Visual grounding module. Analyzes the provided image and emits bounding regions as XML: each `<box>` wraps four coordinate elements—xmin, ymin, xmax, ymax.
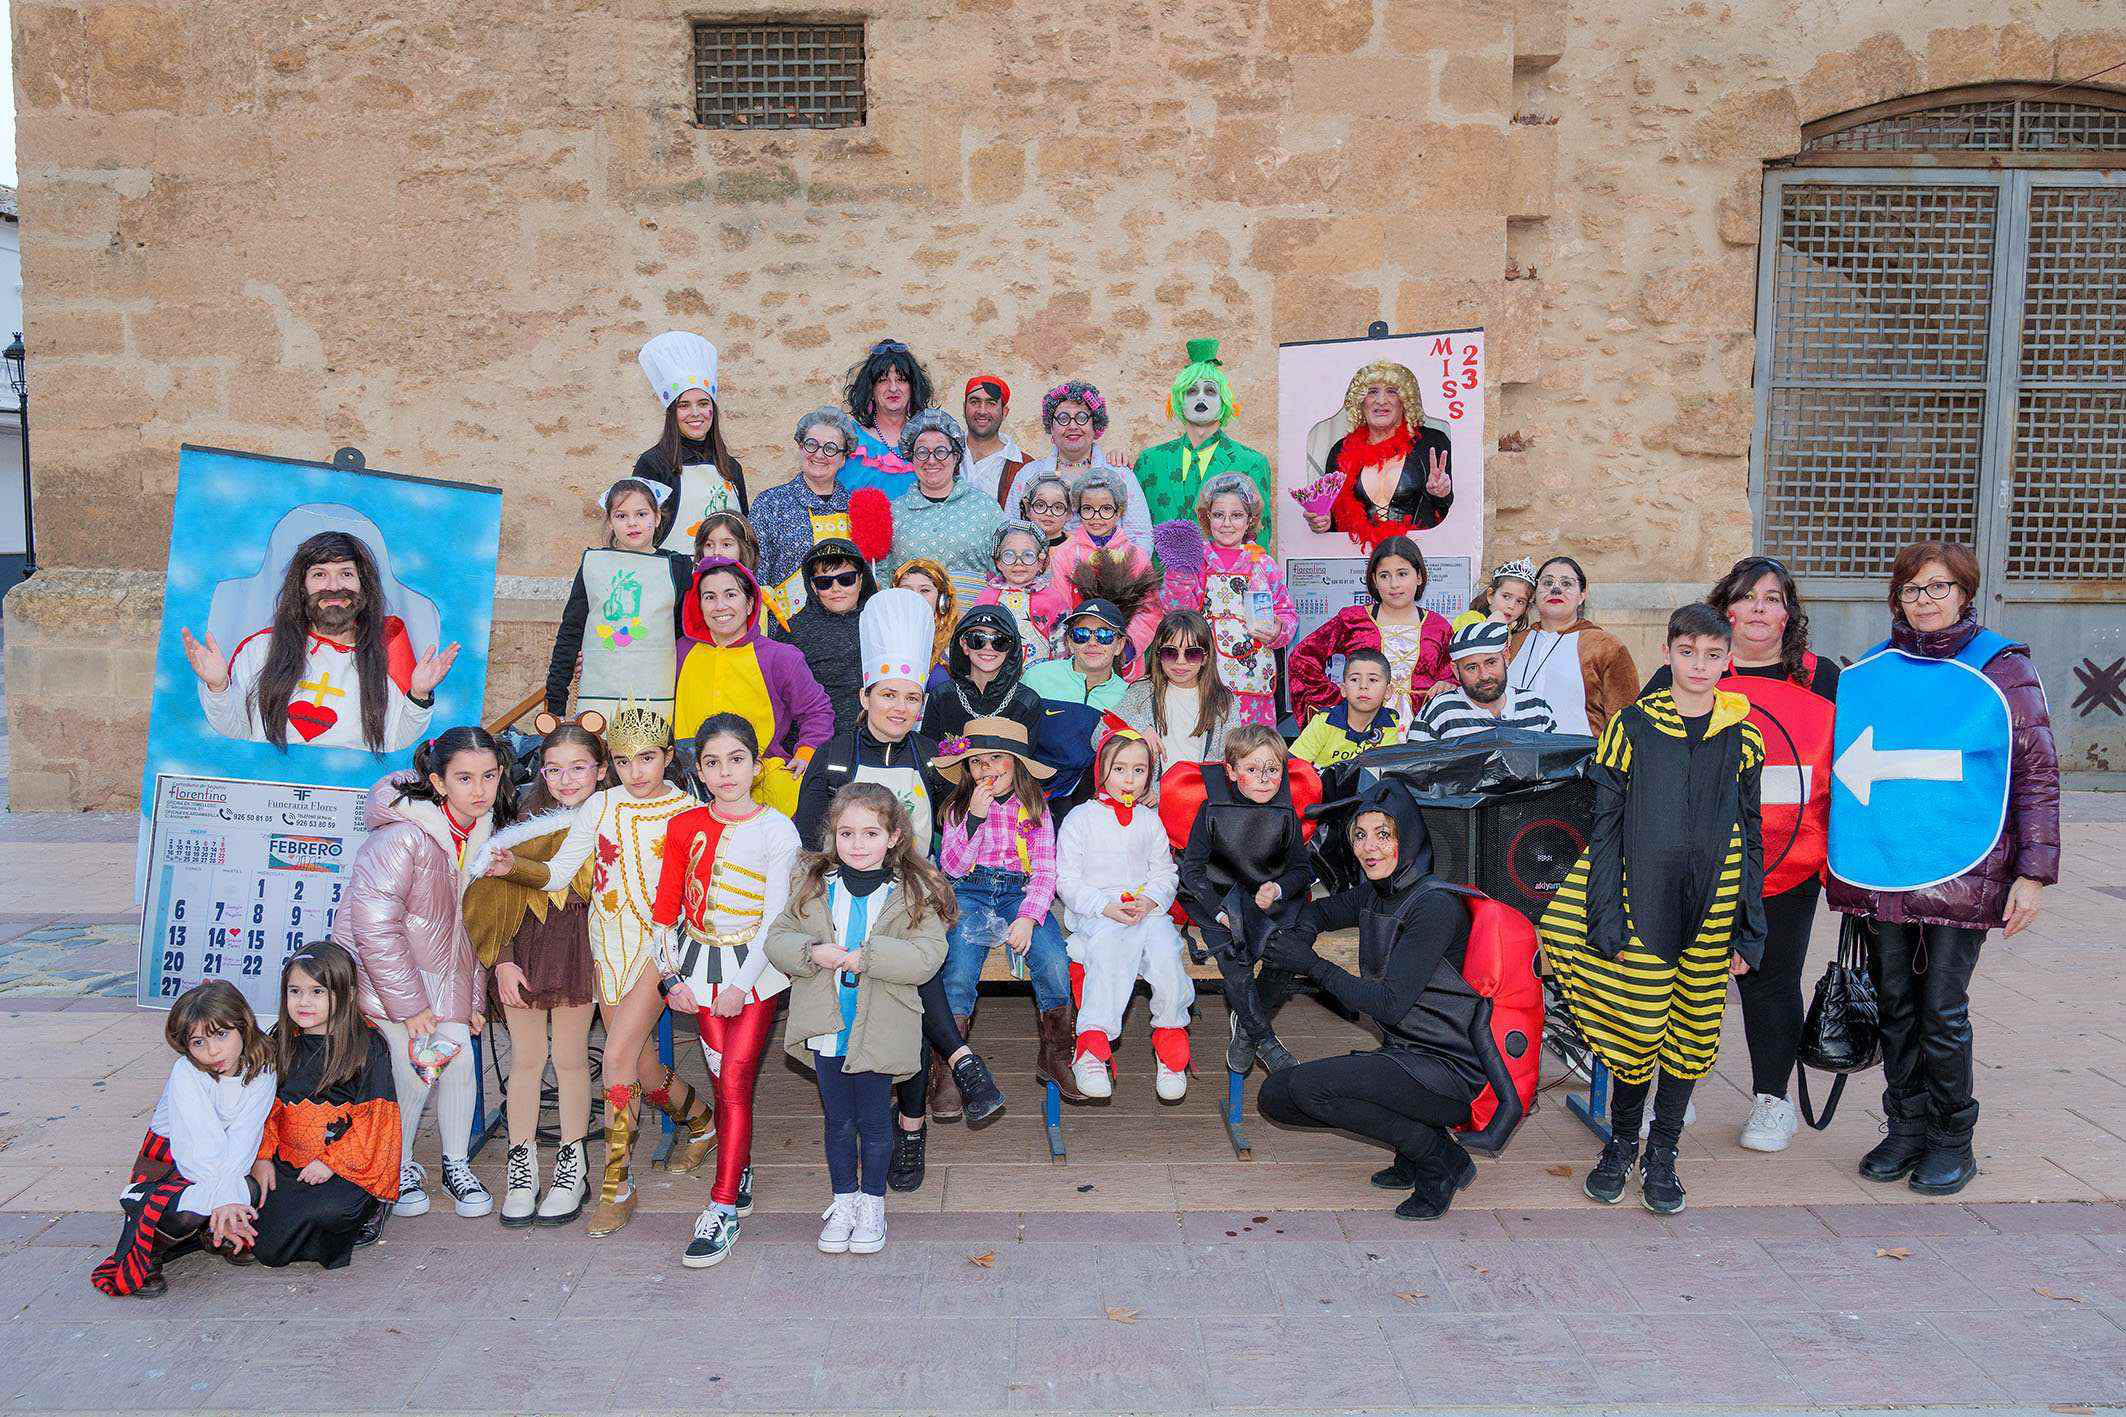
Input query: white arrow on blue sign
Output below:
<box><xmin>1828</xmin><ymin>647</ymin><xmax>2012</xmax><ymax>892</ymax></box>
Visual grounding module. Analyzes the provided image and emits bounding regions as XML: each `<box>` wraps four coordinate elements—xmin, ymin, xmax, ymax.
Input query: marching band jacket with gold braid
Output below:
<box><xmin>1539</xmin><ymin>689</ymin><xmax>1767</xmax><ymax>1085</ymax></box>
<box><xmin>248</xmin><ymin>1028</ymin><xmax>401</xmax><ymax>1269</ymax></box>
<box><xmin>526</xmin><ymin>785</ymin><xmax>697</xmax><ymax>1006</ymax></box>
<box><xmin>463</xmin><ymin>807</ymin><xmax>599</xmax><ymax>1013</ymax></box>
<box><xmin>650</xmin><ymin>804</ymin><xmax>800</xmax><ymax>1006</ymax></box>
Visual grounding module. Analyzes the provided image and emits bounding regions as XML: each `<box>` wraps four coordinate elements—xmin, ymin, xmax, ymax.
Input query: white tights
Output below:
<box><xmin>374</xmin><ymin>1017</ymin><xmax>477</xmax><ymax>1165</ymax></box>
<box><xmin>1072</xmin><ymin>914</ymin><xmax>1196</xmax><ymax>1040</ymax></box>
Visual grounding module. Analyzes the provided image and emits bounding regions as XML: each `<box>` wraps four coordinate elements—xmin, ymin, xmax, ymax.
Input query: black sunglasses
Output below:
<box><xmin>959</xmin><ymin>630</ymin><xmax>1013</xmax><ymax>652</ymax></box>
<box><xmin>811</xmin><ymin>570</ymin><xmax>862</xmax><ymax>591</ymax></box>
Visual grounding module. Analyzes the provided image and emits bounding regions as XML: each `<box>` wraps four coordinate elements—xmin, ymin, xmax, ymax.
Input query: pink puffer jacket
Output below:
<box><xmin>1826</xmin><ymin>616</ymin><xmax>2061</xmax><ymax>931</ymax></box>
<box><xmin>333</xmin><ymin>775</ymin><xmax>494</xmax><ymax>1025</ymax></box>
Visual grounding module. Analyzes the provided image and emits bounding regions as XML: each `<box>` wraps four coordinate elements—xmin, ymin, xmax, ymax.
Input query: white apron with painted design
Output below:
<box><xmin>658</xmin><ymin>464</ymin><xmax>740</xmax><ymax>557</ymax></box>
<box><xmin>578</xmin><ymin>548</ymin><xmax>678</xmax><ymax>719</ymax></box>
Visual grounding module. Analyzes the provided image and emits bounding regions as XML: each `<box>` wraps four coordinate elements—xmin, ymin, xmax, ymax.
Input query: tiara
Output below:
<box><xmin>605</xmin><ymin>701</ymin><xmax>673</xmax><ymax>757</ymax></box>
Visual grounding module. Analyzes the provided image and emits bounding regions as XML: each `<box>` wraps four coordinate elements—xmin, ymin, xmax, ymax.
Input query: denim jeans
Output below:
<box><xmin>941</xmin><ymin>866</ymin><xmax>1070</xmax><ymax>1015</ymax></box>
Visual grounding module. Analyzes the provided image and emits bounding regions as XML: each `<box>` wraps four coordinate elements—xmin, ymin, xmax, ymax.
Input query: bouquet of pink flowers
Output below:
<box><xmin>1288</xmin><ymin>469</ymin><xmax>1343</xmax><ymax>519</ymax></box>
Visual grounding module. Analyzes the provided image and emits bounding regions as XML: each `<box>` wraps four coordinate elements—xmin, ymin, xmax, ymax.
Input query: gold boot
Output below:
<box><xmin>586</xmin><ymin>1089</ymin><xmax>640</xmax><ymax>1237</ymax></box>
<box><xmin>648</xmin><ymin>1072</ymin><xmax>717</xmax><ymax>1174</ymax></box>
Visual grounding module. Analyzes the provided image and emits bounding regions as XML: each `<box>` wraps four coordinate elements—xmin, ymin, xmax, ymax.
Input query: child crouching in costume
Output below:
<box><xmin>1056</xmin><ymin>725</ymin><xmax>1195</xmax><ymax>1101</ymax></box>
<box><xmin>652</xmin><ymin>714</ymin><xmax>801</xmax><ymax>1270</ymax></box>
<box><xmin>249</xmin><ymin>942</ymin><xmax>403</xmax><ymax>1268</ymax></box>
<box><xmin>462</xmin><ymin>714</ymin><xmax>609</xmax><ymax>1228</ymax></box>
<box><xmin>489</xmin><ymin>706</ymin><xmax>714</xmax><ymax>1235</ymax></box>
<box><xmin>1540</xmin><ymin>603</ymin><xmax>1766</xmax><ymax>1215</ymax></box>
<box><xmin>765</xmin><ymin>783</ymin><xmax>953</xmax><ymax>1256</ymax></box>
<box><xmin>1178</xmin><ymin>723</ymin><xmax>1314</xmax><ymax>1077</ymax></box>
<box><xmin>93</xmin><ymin>982</ymin><xmax>276</xmax><ymax>1297</ymax></box>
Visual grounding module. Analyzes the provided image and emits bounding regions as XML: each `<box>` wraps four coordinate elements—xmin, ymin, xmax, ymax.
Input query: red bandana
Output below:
<box><xmin>1335</xmin><ymin>423</ymin><xmax>1414</xmax><ymax>480</ymax></box>
<box><xmin>1097</xmin><ymin>793</ymin><xmax>1137</xmax><ymax>827</ymax></box>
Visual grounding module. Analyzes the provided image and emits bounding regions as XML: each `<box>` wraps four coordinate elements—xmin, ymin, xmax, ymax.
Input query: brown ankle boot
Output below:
<box><xmin>1037</xmin><ymin>1005</ymin><xmax>1085</xmax><ymax>1103</ymax></box>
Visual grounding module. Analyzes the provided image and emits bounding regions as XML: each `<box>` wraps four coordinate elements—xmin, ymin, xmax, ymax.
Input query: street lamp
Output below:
<box><xmin>4</xmin><ymin>333</ymin><xmax>27</xmax><ymax>579</ymax></box>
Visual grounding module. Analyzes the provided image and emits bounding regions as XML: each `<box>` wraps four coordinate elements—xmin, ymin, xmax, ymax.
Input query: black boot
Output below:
<box><xmin>1910</xmin><ymin>1115</ymin><xmax>1978</xmax><ymax>1197</ymax></box>
<box><xmin>1858</xmin><ymin>1110</ymin><xmax>1930</xmax><ymax>1182</ymax></box>
<box><xmin>353</xmin><ymin>1195</ymin><xmax>389</xmax><ymax>1249</ymax></box>
<box><xmin>1371</xmin><ymin>1154</ymin><xmax>1420</xmax><ymax>1189</ymax></box>
<box><xmin>952</xmin><ymin>1047</ymin><xmax>1006</xmax><ymax>1127</ymax></box>
<box><xmin>1584</xmin><ymin>1134</ymin><xmax>1638</xmax><ymax>1205</ymax></box>
<box><xmin>1394</xmin><ymin>1137</ymin><xmax>1475</xmax><ymax>1221</ymax></box>
<box><xmin>1640</xmin><ymin>1144</ymin><xmax>1686</xmax><ymax>1215</ymax></box>
<box><xmin>887</xmin><ymin>1124</ymin><xmax>927</xmax><ymax>1193</ymax></box>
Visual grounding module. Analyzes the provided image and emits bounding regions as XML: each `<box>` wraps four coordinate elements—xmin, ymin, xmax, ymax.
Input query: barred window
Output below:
<box><xmin>693</xmin><ymin>21</ymin><xmax>866</xmax><ymax>130</ymax></box>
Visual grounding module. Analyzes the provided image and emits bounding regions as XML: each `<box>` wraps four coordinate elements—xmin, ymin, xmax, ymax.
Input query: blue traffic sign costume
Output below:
<box><xmin>1829</xmin><ymin>628</ymin><xmax>2014</xmax><ymax>893</ymax></box>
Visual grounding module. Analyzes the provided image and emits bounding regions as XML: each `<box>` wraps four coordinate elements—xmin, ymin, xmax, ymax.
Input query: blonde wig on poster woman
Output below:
<box><xmin>1340</xmin><ymin>361</ymin><xmax>1425</xmax><ymax>438</ymax></box>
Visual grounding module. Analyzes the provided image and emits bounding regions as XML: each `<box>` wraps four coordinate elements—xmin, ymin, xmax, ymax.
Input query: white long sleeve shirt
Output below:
<box><xmin>1053</xmin><ymin>798</ymin><xmax>1178</xmax><ymax>935</ymax></box>
<box><xmin>150</xmin><ymin>1057</ymin><xmax>277</xmax><ymax>1216</ymax></box>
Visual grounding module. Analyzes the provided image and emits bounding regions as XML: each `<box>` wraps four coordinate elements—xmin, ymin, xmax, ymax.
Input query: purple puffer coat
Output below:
<box><xmin>1826</xmin><ymin>615</ymin><xmax>2061</xmax><ymax>931</ymax></box>
<box><xmin>333</xmin><ymin>774</ymin><xmax>494</xmax><ymax>1026</ymax></box>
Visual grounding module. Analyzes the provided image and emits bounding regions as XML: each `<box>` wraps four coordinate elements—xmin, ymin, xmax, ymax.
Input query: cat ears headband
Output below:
<box><xmin>532</xmin><ymin>710</ymin><xmax>609</xmax><ymax>737</ymax></box>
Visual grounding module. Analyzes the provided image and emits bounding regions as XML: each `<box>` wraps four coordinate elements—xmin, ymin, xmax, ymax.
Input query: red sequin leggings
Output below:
<box><xmin>698</xmin><ymin>994</ymin><xmax>779</xmax><ymax>1208</ymax></box>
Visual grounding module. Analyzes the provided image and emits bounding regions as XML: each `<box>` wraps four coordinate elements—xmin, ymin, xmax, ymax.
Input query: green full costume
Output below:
<box><xmin>1134</xmin><ymin>338</ymin><xmax>1276</xmax><ymax>535</ymax></box>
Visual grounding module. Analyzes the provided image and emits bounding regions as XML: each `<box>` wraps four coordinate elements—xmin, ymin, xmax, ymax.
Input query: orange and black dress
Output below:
<box><xmin>250</xmin><ymin>1028</ymin><xmax>401</xmax><ymax>1269</ymax></box>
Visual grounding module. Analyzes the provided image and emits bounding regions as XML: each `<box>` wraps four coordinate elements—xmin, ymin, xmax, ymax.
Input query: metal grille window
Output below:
<box><xmin>693</xmin><ymin>21</ymin><xmax>866</xmax><ymax>130</ymax></box>
<box><xmin>1800</xmin><ymin>92</ymin><xmax>2126</xmax><ymax>158</ymax></box>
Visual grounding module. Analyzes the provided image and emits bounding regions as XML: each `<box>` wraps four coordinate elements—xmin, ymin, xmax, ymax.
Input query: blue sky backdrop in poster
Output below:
<box><xmin>141</xmin><ymin>445</ymin><xmax>503</xmax><ymax>816</ymax></box>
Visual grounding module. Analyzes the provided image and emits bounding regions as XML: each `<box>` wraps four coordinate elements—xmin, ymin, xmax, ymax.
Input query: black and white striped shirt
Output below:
<box><xmin>1417</xmin><ymin>685</ymin><xmax>1557</xmax><ymax>741</ymax></box>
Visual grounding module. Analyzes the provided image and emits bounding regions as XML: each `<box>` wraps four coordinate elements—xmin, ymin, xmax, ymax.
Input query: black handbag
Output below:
<box><xmin>1794</xmin><ymin>913</ymin><xmax>1880</xmax><ymax>1129</ymax></box>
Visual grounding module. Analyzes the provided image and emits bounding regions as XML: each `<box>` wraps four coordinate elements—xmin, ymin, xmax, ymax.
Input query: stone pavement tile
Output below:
<box><xmin>0</xmin><ymin>1211</ymin><xmax>54</xmax><ymax>1246</ymax></box>
<box><xmin>1750</xmin><ymin>1311</ymin><xmax>2008</xmax><ymax>1405</ymax></box>
<box><xmin>1019</xmin><ymin>1210</ymin><xmax>1179</xmax><ymax>1242</ymax></box>
<box><xmin>1967</xmin><ymin>1199</ymin><xmax>2126</xmax><ymax>1233</ymax></box>
<box><xmin>1260</xmin><ymin>1238</ymin><xmax>1455</xmax><ymax>1317</ymax></box>
<box><xmin>940</xmin><ymin>1163</ymin><xmax>1174</xmax><ymax>1212</ymax></box>
<box><xmin>1493</xmin><ymin>1204</ymin><xmax>1675</xmax><ymax>1239</ymax></box>
<box><xmin>1757</xmin><ymin>1235</ymin><xmax>1968</xmax><ymax>1310</ymax></box>
<box><xmin>1168</xmin><ymin>1159</ymin><xmax>1383</xmax><ymax>1211</ymax></box>
<box><xmin>868</xmin><ymin>1208</ymin><xmax>1027</xmax><ymax>1242</ymax></box>
<box><xmin>1568</xmin><ymin>1312</ymin><xmax>1802</xmax><ymax>1405</ymax></box>
<box><xmin>1</xmin><ymin>1319</ymin><xmax>233</xmax><ymax>1411</ymax></box>
<box><xmin>1381</xmin><ymin>1313</ymin><xmax>1606</xmax><ymax>1407</ymax></box>
<box><xmin>1178</xmin><ymin>1208</ymin><xmax>1343</xmax><ymax>1243</ymax></box>
<box><xmin>627</xmin><ymin>1314</ymin><xmax>1016</xmax><ymax>1411</ymax></box>
<box><xmin>1590</xmin><ymin>1237</ymin><xmax>1813</xmax><ymax>1314</ymax></box>
<box><xmin>1929</xmin><ymin>1232</ymin><xmax>2126</xmax><ymax>1308</ymax></box>
<box><xmin>0</xmin><ymin>1168</ymin><xmax>47</xmax><ymax>1208</ymax></box>
<box><xmin>0</xmin><ymin>1241</ymin><xmax>96</xmax><ymax>1320</ymax></box>
<box><xmin>1337</xmin><ymin>1205</ymin><xmax>1509</xmax><ymax>1242</ymax></box>
<box><xmin>1928</xmin><ymin>1306</ymin><xmax>2126</xmax><ymax>1403</ymax></box>
<box><xmin>28</xmin><ymin>1211</ymin><xmax>119</xmax><ymax>1245</ymax></box>
<box><xmin>1659</xmin><ymin>1204</ymin><xmax>1835</xmax><ymax>1240</ymax></box>
<box><xmin>1002</xmin><ymin>1316</ymin><xmax>1211</xmax><ymax>1410</ymax></box>
<box><xmin>419</xmin><ymin>1319</ymin><xmax>647</xmax><ymax>1414</ymax></box>
<box><xmin>1429</xmin><ymin>1238</ymin><xmax>1641</xmax><ymax>1314</ymax></box>
<box><xmin>1808</xmin><ymin>1201</ymin><xmax>1996</xmax><ymax>1236</ymax></box>
<box><xmin>1198</xmin><ymin>1315</ymin><xmax>1408</xmax><ymax>1409</ymax></box>
<box><xmin>194</xmin><ymin>1317</ymin><xmax>448</xmax><ymax>1412</ymax></box>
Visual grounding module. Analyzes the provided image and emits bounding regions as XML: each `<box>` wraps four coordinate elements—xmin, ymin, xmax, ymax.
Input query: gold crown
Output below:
<box><xmin>605</xmin><ymin>702</ymin><xmax>673</xmax><ymax>757</ymax></box>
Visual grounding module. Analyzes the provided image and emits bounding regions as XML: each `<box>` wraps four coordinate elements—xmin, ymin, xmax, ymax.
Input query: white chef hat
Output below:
<box><xmin>638</xmin><ymin>331</ymin><xmax>718</xmax><ymax>407</ymax></box>
<box><xmin>860</xmin><ymin>588</ymin><xmax>935</xmax><ymax>691</ymax></box>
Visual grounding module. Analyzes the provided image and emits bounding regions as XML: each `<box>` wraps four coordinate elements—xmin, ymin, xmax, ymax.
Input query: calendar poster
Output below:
<box><xmin>138</xmin><ymin>774</ymin><xmax>371</xmax><ymax>1018</ymax></box>
<box><xmin>1287</xmin><ymin>555</ymin><xmax>1472</xmax><ymax>648</ymax></box>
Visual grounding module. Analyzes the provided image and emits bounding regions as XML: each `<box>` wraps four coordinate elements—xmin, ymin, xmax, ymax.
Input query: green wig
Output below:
<box><xmin>1167</xmin><ymin>337</ymin><xmax>1237</xmax><ymax>425</ymax></box>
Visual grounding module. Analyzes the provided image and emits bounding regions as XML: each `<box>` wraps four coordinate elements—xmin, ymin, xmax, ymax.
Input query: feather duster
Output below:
<box><xmin>1068</xmin><ymin>547</ymin><xmax>1163</xmax><ymax>628</ymax></box>
<box><xmin>1151</xmin><ymin>519</ymin><xmax>1206</xmax><ymax>581</ymax></box>
<box><xmin>848</xmin><ymin>487</ymin><xmax>895</xmax><ymax>563</ymax></box>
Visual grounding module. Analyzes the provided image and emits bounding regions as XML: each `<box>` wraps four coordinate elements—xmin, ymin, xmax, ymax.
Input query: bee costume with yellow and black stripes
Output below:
<box><xmin>1540</xmin><ymin>689</ymin><xmax>1768</xmax><ymax>1085</ymax></box>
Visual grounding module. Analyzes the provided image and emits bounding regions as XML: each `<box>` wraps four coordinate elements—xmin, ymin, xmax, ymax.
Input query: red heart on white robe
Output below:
<box><xmin>287</xmin><ymin>701</ymin><xmax>339</xmax><ymax>742</ymax></box>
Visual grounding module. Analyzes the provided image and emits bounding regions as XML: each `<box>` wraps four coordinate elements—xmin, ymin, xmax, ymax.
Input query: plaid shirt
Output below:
<box><xmin>938</xmin><ymin>801</ymin><xmax>1057</xmax><ymax>923</ymax></box>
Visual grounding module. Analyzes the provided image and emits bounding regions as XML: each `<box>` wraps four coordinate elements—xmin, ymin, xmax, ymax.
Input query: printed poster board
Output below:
<box><xmin>137</xmin><ymin>774</ymin><xmax>370</xmax><ymax>1017</ymax></box>
<box><xmin>138</xmin><ymin>445</ymin><xmax>503</xmax><ymax>891</ymax></box>
<box><xmin>1274</xmin><ymin>327</ymin><xmax>1486</xmax><ymax>618</ymax></box>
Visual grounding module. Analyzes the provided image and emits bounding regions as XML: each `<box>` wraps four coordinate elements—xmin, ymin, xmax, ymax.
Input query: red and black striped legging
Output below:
<box><xmin>90</xmin><ymin>1132</ymin><xmax>202</xmax><ymax>1297</ymax></box>
<box><xmin>697</xmin><ymin>996</ymin><xmax>779</xmax><ymax>1209</ymax></box>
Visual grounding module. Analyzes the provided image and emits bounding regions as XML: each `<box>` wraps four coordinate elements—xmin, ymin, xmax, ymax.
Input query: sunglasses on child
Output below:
<box><xmin>1159</xmin><ymin>644</ymin><xmax>1209</xmax><ymax>664</ymax></box>
<box><xmin>811</xmin><ymin>570</ymin><xmax>863</xmax><ymax>591</ymax></box>
<box><xmin>1067</xmin><ymin>625</ymin><xmax>1120</xmax><ymax>645</ymax></box>
<box><xmin>959</xmin><ymin>631</ymin><xmax>1012</xmax><ymax>652</ymax></box>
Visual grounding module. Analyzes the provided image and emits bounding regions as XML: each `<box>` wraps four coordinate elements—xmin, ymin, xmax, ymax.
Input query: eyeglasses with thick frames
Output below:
<box><xmin>798</xmin><ymin>438</ymin><xmax>847</xmax><ymax>458</ymax></box>
<box><xmin>811</xmin><ymin>570</ymin><xmax>863</xmax><ymax>592</ymax></box>
<box><xmin>1078</xmin><ymin>502</ymin><xmax>1119</xmax><ymax>522</ymax></box>
<box><xmin>1027</xmin><ymin>498</ymin><xmax>1069</xmax><ymax>516</ymax></box>
<box><xmin>997</xmin><ymin>548</ymin><xmax>1042</xmax><ymax>566</ymax></box>
<box><xmin>1897</xmin><ymin>579</ymin><xmax>1961</xmax><ymax>603</ymax></box>
<box><xmin>909</xmin><ymin>445</ymin><xmax>958</xmax><ymax>464</ymax></box>
<box><xmin>1051</xmin><ymin>410</ymin><xmax>1095</xmax><ymax>428</ymax></box>
<box><xmin>1067</xmin><ymin>625</ymin><xmax>1120</xmax><ymax>646</ymax></box>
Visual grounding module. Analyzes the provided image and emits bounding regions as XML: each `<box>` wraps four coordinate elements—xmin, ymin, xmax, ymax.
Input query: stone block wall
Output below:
<box><xmin>6</xmin><ymin>0</ymin><xmax>2119</xmax><ymax>807</ymax></box>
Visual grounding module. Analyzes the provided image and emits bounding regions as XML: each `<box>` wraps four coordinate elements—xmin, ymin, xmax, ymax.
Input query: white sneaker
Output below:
<box><xmin>500</xmin><ymin>1143</ymin><xmax>539</xmax><ymax>1227</ymax></box>
<box><xmin>1073</xmin><ymin>1052</ymin><xmax>1113</xmax><ymax>1100</ymax></box>
<box><xmin>818</xmin><ymin>1193</ymin><xmax>859</xmax><ymax>1254</ymax></box>
<box><xmin>392</xmin><ymin>1160</ymin><xmax>430</xmax><ymax>1217</ymax></box>
<box><xmin>1155</xmin><ymin>1061</ymin><xmax>1188</xmax><ymax>1102</ymax></box>
<box><xmin>1739</xmin><ymin>1093</ymin><xmax>1799</xmax><ymax>1153</ymax></box>
<box><xmin>440</xmin><ymin>1155</ymin><xmax>493</xmax><ymax>1218</ymax></box>
<box><xmin>848</xmin><ymin>1192</ymin><xmax>886</xmax><ymax>1254</ymax></box>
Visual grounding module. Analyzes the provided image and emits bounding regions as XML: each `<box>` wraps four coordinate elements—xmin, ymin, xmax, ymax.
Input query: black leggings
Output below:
<box><xmin>1736</xmin><ymin>879</ymin><xmax>1820</xmax><ymax>1098</ymax></box>
<box><xmin>1609</xmin><ymin>1070</ymin><xmax>1696</xmax><ymax>1150</ymax></box>
<box><xmin>1258</xmin><ymin>1051</ymin><xmax>1469</xmax><ymax>1164</ymax></box>
<box><xmin>893</xmin><ymin>974</ymin><xmax>970</xmax><ymax>1121</ymax></box>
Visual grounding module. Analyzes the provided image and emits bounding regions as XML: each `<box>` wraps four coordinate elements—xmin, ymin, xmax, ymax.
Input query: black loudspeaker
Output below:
<box><xmin>1418</xmin><ymin>781</ymin><xmax>1595</xmax><ymax>920</ymax></box>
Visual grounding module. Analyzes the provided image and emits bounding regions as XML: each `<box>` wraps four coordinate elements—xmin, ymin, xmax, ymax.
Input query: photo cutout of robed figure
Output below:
<box><xmin>178</xmin><ymin>505</ymin><xmax>458</xmax><ymax>754</ymax></box>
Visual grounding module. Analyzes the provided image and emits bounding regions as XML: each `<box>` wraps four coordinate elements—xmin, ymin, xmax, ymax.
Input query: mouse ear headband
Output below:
<box><xmin>532</xmin><ymin>709</ymin><xmax>609</xmax><ymax>737</ymax></box>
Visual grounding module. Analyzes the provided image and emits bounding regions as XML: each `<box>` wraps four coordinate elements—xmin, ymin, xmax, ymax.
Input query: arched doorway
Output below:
<box><xmin>1749</xmin><ymin>83</ymin><xmax>2126</xmax><ymax>773</ymax></box>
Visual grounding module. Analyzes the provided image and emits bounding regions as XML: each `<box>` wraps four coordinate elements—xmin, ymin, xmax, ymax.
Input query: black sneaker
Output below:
<box><xmin>1225</xmin><ymin>1014</ymin><xmax>1255</xmax><ymax>1075</ymax></box>
<box><xmin>952</xmin><ymin>1052</ymin><xmax>1006</xmax><ymax>1126</ymax></box>
<box><xmin>1371</xmin><ymin>1154</ymin><xmax>1421</xmax><ymax>1190</ymax></box>
<box><xmin>354</xmin><ymin>1196</ymin><xmax>389</xmax><ymax>1249</ymax></box>
<box><xmin>682</xmin><ymin>1208</ymin><xmax>738</xmax><ymax>1269</ymax></box>
<box><xmin>887</xmin><ymin>1125</ymin><xmax>927</xmax><ymax>1193</ymax></box>
<box><xmin>1254</xmin><ymin>1034</ymin><xmax>1298</xmax><ymax>1075</ymax></box>
<box><xmin>734</xmin><ymin>1165</ymin><xmax>755</xmax><ymax>1218</ymax></box>
<box><xmin>1640</xmin><ymin>1143</ymin><xmax>1686</xmax><ymax>1215</ymax></box>
<box><xmin>1584</xmin><ymin>1135</ymin><xmax>1639</xmax><ymax>1205</ymax></box>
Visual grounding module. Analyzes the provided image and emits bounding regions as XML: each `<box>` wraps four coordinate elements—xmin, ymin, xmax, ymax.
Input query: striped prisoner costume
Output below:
<box><xmin>1539</xmin><ymin>689</ymin><xmax>1767</xmax><ymax>1084</ymax></box>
